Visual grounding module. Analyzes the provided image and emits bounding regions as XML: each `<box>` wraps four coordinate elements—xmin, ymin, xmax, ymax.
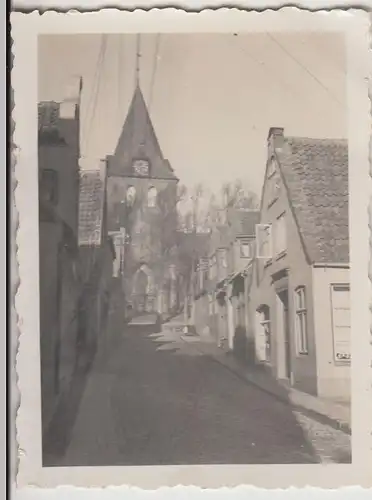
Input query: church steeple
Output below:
<box><xmin>108</xmin><ymin>85</ymin><xmax>177</xmax><ymax>181</ymax></box>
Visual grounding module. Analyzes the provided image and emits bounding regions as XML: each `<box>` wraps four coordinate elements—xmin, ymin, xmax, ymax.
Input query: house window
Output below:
<box><xmin>331</xmin><ymin>284</ymin><xmax>351</xmax><ymax>363</ymax></box>
<box><xmin>240</xmin><ymin>239</ymin><xmax>252</xmax><ymax>258</ymax></box>
<box><xmin>274</xmin><ymin>213</ymin><xmax>287</xmax><ymax>256</ymax></box>
<box><xmin>295</xmin><ymin>287</ymin><xmax>308</xmax><ymax>354</ymax></box>
<box><xmin>148</xmin><ymin>186</ymin><xmax>157</xmax><ymax>208</ymax></box>
<box><xmin>256</xmin><ymin>224</ymin><xmax>272</xmax><ymax>259</ymax></box>
<box><xmin>40</xmin><ymin>169</ymin><xmax>58</xmax><ymax>205</ymax></box>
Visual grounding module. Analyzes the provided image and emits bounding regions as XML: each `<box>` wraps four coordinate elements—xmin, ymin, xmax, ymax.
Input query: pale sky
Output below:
<box><xmin>38</xmin><ymin>33</ymin><xmax>346</xmax><ymax>198</ymax></box>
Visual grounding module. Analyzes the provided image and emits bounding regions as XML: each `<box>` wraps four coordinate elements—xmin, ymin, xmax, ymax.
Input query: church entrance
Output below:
<box><xmin>132</xmin><ymin>265</ymin><xmax>156</xmax><ymax>314</ymax></box>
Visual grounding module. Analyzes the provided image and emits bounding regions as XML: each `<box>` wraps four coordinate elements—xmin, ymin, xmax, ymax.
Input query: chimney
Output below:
<box><xmin>59</xmin><ymin>76</ymin><xmax>83</xmax><ymax>119</ymax></box>
<box><xmin>267</xmin><ymin>127</ymin><xmax>284</xmax><ymax>149</ymax></box>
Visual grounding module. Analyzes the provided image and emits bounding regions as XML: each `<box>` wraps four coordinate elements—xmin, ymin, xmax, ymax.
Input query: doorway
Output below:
<box><xmin>278</xmin><ymin>290</ymin><xmax>291</xmax><ymax>380</ymax></box>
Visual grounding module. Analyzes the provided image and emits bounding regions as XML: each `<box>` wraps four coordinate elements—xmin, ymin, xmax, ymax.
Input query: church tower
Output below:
<box><xmin>106</xmin><ymin>85</ymin><xmax>179</xmax><ymax>316</ymax></box>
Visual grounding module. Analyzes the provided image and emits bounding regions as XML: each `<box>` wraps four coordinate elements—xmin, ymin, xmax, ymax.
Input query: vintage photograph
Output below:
<box><xmin>36</xmin><ymin>30</ymin><xmax>352</xmax><ymax>468</ymax></box>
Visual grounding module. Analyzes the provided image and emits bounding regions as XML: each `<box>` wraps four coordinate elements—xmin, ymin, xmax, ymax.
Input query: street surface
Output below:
<box><xmin>43</xmin><ymin>305</ymin><xmax>348</xmax><ymax>466</ymax></box>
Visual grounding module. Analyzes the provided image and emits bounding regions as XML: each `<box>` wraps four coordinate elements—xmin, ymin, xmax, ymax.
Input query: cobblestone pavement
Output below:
<box><xmin>44</xmin><ymin>317</ymin><xmax>328</xmax><ymax>466</ymax></box>
<box><xmin>293</xmin><ymin>411</ymin><xmax>351</xmax><ymax>464</ymax></box>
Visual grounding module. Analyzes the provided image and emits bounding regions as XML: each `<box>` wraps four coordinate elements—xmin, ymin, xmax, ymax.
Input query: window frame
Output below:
<box><xmin>274</xmin><ymin>212</ymin><xmax>287</xmax><ymax>257</ymax></box>
<box><xmin>256</xmin><ymin>223</ymin><xmax>273</xmax><ymax>260</ymax></box>
<box><xmin>294</xmin><ymin>286</ymin><xmax>308</xmax><ymax>355</ymax></box>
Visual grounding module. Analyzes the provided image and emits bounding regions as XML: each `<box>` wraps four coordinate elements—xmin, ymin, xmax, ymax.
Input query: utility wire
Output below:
<box><xmin>117</xmin><ymin>34</ymin><xmax>124</xmax><ymax>124</ymax></box>
<box><xmin>81</xmin><ymin>35</ymin><xmax>107</xmax><ymax>154</ymax></box>
<box><xmin>148</xmin><ymin>34</ymin><xmax>161</xmax><ymax>112</ymax></box>
<box><xmin>266</xmin><ymin>33</ymin><xmax>342</xmax><ymax>107</ymax></box>
<box><xmin>142</xmin><ymin>34</ymin><xmax>161</xmax><ymax>148</ymax></box>
<box><xmin>83</xmin><ymin>34</ymin><xmax>108</xmax><ymax>154</ymax></box>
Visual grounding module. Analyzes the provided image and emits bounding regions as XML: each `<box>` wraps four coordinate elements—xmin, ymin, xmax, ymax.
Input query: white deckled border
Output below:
<box><xmin>11</xmin><ymin>7</ymin><xmax>372</xmax><ymax>489</ymax></box>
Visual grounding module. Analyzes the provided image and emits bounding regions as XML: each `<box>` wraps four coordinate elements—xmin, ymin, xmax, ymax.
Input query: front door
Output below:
<box><xmin>278</xmin><ymin>290</ymin><xmax>291</xmax><ymax>380</ymax></box>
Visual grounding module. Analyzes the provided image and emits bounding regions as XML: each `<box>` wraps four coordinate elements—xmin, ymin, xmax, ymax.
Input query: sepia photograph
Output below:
<box><xmin>12</xmin><ymin>8</ymin><xmax>371</xmax><ymax>490</ymax></box>
<box><xmin>37</xmin><ymin>30</ymin><xmax>351</xmax><ymax>467</ymax></box>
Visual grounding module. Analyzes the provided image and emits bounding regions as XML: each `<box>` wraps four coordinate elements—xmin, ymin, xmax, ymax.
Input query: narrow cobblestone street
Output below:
<box><xmin>42</xmin><ymin>303</ymin><xmax>335</xmax><ymax>467</ymax></box>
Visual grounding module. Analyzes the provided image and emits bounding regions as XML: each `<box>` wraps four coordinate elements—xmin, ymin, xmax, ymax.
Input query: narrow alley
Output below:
<box><xmin>43</xmin><ymin>300</ymin><xmax>324</xmax><ymax>467</ymax></box>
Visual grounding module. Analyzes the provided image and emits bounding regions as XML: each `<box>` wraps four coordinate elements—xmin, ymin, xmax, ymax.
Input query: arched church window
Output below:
<box><xmin>148</xmin><ymin>186</ymin><xmax>157</xmax><ymax>208</ymax></box>
<box><xmin>126</xmin><ymin>186</ymin><xmax>136</xmax><ymax>206</ymax></box>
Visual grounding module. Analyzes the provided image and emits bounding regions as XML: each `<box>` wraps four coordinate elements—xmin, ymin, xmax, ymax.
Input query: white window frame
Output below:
<box><xmin>256</xmin><ymin>223</ymin><xmax>273</xmax><ymax>259</ymax></box>
<box><xmin>294</xmin><ymin>286</ymin><xmax>308</xmax><ymax>354</ymax></box>
<box><xmin>274</xmin><ymin>212</ymin><xmax>287</xmax><ymax>256</ymax></box>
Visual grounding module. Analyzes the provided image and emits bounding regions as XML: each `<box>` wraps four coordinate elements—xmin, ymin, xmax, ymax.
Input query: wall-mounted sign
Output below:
<box><xmin>331</xmin><ymin>284</ymin><xmax>351</xmax><ymax>363</ymax></box>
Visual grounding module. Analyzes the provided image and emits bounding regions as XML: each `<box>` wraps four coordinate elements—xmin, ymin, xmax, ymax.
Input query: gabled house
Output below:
<box><xmin>250</xmin><ymin>127</ymin><xmax>349</xmax><ymax>401</ymax></box>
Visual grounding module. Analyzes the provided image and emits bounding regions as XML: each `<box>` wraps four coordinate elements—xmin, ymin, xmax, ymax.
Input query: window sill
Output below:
<box><xmin>296</xmin><ymin>351</ymin><xmax>309</xmax><ymax>356</ymax></box>
<box><xmin>263</xmin><ymin>258</ymin><xmax>273</xmax><ymax>268</ymax></box>
<box><xmin>268</xmin><ymin>197</ymin><xmax>278</xmax><ymax>208</ymax></box>
<box><xmin>275</xmin><ymin>250</ymin><xmax>287</xmax><ymax>261</ymax></box>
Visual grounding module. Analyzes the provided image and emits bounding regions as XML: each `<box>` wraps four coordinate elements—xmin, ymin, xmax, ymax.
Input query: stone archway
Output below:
<box><xmin>132</xmin><ymin>264</ymin><xmax>156</xmax><ymax>313</ymax></box>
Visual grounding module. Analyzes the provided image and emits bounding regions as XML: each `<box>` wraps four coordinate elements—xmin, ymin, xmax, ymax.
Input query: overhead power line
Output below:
<box><xmin>82</xmin><ymin>34</ymin><xmax>108</xmax><ymax>155</ymax></box>
<box><xmin>266</xmin><ymin>33</ymin><xmax>342</xmax><ymax>107</ymax></box>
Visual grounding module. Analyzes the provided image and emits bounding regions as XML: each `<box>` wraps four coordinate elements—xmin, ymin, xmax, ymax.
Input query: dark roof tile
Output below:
<box><xmin>78</xmin><ymin>169</ymin><xmax>106</xmax><ymax>246</ymax></box>
<box><xmin>276</xmin><ymin>136</ymin><xmax>348</xmax><ymax>264</ymax></box>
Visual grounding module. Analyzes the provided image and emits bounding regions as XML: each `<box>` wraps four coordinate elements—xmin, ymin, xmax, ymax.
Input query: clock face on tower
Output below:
<box><xmin>132</xmin><ymin>159</ymin><xmax>150</xmax><ymax>177</ymax></box>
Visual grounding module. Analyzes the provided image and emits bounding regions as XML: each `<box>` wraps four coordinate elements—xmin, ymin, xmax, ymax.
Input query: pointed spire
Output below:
<box><xmin>110</xmin><ymin>86</ymin><xmax>178</xmax><ymax>181</ymax></box>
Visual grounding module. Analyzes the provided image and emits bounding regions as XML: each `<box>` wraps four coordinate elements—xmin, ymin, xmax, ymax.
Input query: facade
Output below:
<box><xmin>190</xmin><ymin>208</ymin><xmax>259</xmax><ymax>355</ymax></box>
<box><xmin>77</xmin><ymin>166</ymin><xmax>115</xmax><ymax>362</ymax></box>
<box><xmin>38</xmin><ymin>78</ymin><xmax>82</xmax><ymax>431</ymax></box>
<box><xmin>250</xmin><ymin>127</ymin><xmax>349</xmax><ymax>401</ymax></box>
<box><xmin>106</xmin><ymin>86</ymin><xmax>179</xmax><ymax>318</ymax></box>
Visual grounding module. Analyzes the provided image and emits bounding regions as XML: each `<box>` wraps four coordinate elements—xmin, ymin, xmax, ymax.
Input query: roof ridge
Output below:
<box><xmin>286</xmin><ymin>136</ymin><xmax>347</xmax><ymax>145</ymax></box>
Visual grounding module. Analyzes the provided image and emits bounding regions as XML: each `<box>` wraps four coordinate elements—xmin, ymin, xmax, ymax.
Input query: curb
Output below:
<box><xmin>182</xmin><ymin>336</ymin><xmax>351</xmax><ymax>436</ymax></box>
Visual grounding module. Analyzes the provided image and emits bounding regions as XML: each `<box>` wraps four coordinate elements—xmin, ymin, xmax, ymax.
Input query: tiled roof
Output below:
<box><xmin>276</xmin><ymin>136</ymin><xmax>349</xmax><ymax>264</ymax></box>
<box><xmin>108</xmin><ymin>86</ymin><xmax>178</xmax><ymax>181</ymax></box>
<box><xmin>78</xmin><ymin>169</ymin><xmax>106</xmax><ymax>246</ymax></box>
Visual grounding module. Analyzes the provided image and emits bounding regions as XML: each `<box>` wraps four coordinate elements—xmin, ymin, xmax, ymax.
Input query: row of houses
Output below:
<box><xmin>188</xmin><ymin>127</ymin><xmax>350</xmax><ymax>402</ymax></box>
<box><xmin>38</xmin><ymin>79</ymin><xmax>116</xmax><ymax>435</ymax></box>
